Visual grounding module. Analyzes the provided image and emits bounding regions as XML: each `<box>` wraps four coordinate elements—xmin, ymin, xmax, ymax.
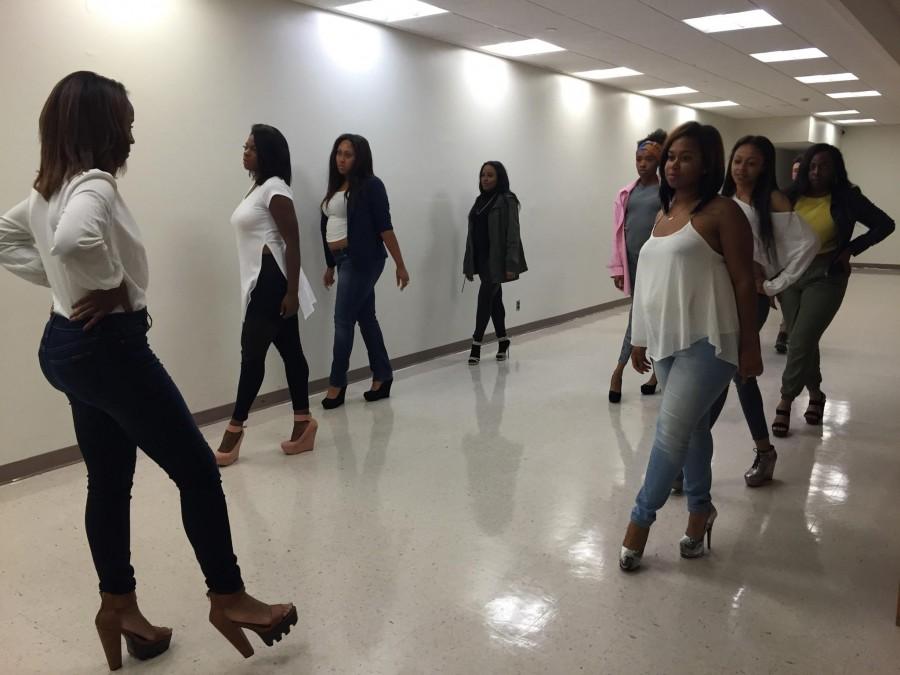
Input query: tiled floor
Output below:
<box><xmin>2</xmin><ymin>270</ymin><xmax>899</xmax><ymax>674</ymax></box>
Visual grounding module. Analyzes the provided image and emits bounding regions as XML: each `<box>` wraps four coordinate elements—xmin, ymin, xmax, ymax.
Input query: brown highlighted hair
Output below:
<box><xmin>658</xmin><ymin>121</ymin><xmax>725</xmax><ymax>215</ymax></box>
<box><xmin>34</xmin><ymin>71</ymin><xmax>132</xmax><ymax>199</ymax></box>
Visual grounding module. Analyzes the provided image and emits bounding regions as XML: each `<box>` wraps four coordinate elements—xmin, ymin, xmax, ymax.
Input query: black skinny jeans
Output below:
<box><xmin>473</xmin><ymin>277</ymin><xmax>507</xmax><ymax>342</ymax></box>
<box><xmin>38</xmin><ymin>309</ymin><xmax>243</xmax><ymax>595</ymax></box>
<box><xmin>232</xmin><ymin>254</ymin><xmax>310</xmax><ymax>421</ymax></box>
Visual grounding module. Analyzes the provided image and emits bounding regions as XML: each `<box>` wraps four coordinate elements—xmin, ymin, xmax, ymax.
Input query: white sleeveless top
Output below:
<box><xmin>631</xmin><ymin>220</ymin><xmax>739</xmax><ymax>366</ymax></box>
<box><xmin>230</xmin><ymin>177</ymin><xmax>316</xmax><ymax>320</ymax></box>
<box><xmin>322</xmin><ymin>191</ymin><xmax>348</xmax><ymax>243</ymax></box>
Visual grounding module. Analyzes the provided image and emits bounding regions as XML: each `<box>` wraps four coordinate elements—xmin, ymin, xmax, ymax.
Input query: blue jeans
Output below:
<box><xmin>631</xmin><ymin>339</ymin><xmax>736</xmax><ymax>527</ymax></box>
<box><xmin>38</xmin><ymin>310</ymin><xmax>243</xmax><ymax>594</ymax></box>
<box><xmin>330</xmin><ymin>250</ymin><xmax>392</xmax><ymax>388</ymax></box>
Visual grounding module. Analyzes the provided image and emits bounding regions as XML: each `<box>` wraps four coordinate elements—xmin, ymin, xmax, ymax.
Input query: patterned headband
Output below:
<box><xmin>637</xmin><ymin>140</ymin><xmax>662</xmax><ymax>159</ymax></box>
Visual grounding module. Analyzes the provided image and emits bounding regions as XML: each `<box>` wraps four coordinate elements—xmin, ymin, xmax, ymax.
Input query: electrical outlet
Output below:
<box><xmin>516</xmin><ymin>300</ymin><xmax>521</xmax><ymax>311</ymax></box>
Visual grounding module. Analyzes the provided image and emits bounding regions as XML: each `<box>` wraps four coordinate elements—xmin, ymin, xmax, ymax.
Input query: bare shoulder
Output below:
<box><xmin>705</xmin><ymin>195</ymin><xmax>743</xmax><ymax>219</ymax></box>
<box><xmin>770</xmin><ymin>190</ymin><xmax>792</xmax><ymax>212</ymax></box>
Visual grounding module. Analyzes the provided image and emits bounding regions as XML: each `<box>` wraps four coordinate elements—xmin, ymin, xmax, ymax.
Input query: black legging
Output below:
<box><xmin>473</xmin><ymin>278</ymin><xmax>507</xmax><ymax>342</ymax></box>
<box><xmin>232</xmin><ymin>254</ymin><xmax>310</xmax><ymax>421</ymax></box>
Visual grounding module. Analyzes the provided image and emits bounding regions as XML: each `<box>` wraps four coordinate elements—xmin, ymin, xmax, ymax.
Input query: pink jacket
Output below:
<box><xmin>607</xmin><ymin>179</ymin><xmax>640</xmax><ymax>296</ymax></box>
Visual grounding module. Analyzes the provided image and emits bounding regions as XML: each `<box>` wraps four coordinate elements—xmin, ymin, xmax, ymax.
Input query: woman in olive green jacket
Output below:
<box><xmin>463</xmin><ymin>161</ymin><xmax>527</xmax><ymax>364</ymax></box>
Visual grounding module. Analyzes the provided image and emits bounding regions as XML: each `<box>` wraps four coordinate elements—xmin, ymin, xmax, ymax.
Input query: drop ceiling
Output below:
<box><xmin>295</xmin><ymin>0</ymin><xmax>900</xmax><ymax>124</ymax></box>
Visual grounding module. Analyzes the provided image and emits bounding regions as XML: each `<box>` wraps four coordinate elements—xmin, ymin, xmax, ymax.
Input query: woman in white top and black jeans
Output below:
<box><xmin>618</xmin><ymin>122</ymin><xmax>762</xmax><ymax>572</ymax></box>
<box><xmin>214</xmin><ymin>125</ymin><xmax>318</xmax><ymax>467</ymax></box>
<box><xmin>0</xmin><ymin>72</ymin><xmax>296</xmax><ymax>669</ymax></box>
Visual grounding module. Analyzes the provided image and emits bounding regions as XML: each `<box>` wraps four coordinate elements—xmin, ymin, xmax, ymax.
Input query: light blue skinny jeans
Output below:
<box><xmin>630</xmin><ymin>338</ymin><xmax>736</xmax><ymax>528</ymax></box>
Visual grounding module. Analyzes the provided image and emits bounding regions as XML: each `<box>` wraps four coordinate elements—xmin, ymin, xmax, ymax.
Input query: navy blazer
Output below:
<box><xmin>321</xmin><ymin>176</ymin><xmax>393</xmax><ymax>269</ymax></box>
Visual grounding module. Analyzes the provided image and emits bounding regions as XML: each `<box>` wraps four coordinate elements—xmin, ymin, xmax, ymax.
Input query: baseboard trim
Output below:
<box><xmin>851</xmin><ymin>262</ymin><xmax>900</xmax><ymax>272</ymax></box>
<box><xmin>0</xmin><ymin>297</ymin><xmax>630</xmax><ymax>486</ymax></box>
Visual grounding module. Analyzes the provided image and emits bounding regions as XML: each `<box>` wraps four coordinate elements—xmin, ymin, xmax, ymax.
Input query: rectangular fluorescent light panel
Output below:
<box><xmin>828</xmin><ymin>90</ymin><xmax>881</xmax><ymax>99</ymax></box>
<box><xmin>692</xmin><ymin>100</ymin><xmax>739</xmax><ymax>108</ymax></box>
<box><xmin>684</xmin><ymin>9</ymin><xmax>780</xmax><ymax>33</ymax></box>
<box><xmin>573</xmin><ymin>67</ymin><xmax>642</xmax><ymax>80</ymax></box>
<box><xmin>815</xmin><ymin>110</ymin><xmax>860</xmax><ymax>116</ymax></box>
<box><xmin>838</xmin><ymin>118</ymin><xmax>876</xmax><ymax>124</ymax></box>
<box><xmin>639</xmin><ymin>86</ymin><xmax>698</xmax><ymax>96</ymax></box>
<box><xmin>751</xmin><ymin>48</ymin><xmax>827</xmax><ymax>63</ymax></box>
<box><xmin>482</xmin><ymin>39</ymin><xmax>565</xmax><ymax>57</ymax></box>
<box><xmin>796</xmin><ymin>73</ymin><xmax>858</xmax><ymax>84</ymax></box>
<box><xmin>336</xmin><ymin>0</ymin><xmax>447</xmax><ymax>22</ymax></box>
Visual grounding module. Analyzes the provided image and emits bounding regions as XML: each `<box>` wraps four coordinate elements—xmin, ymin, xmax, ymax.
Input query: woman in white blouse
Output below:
<box><xmin>214</xmin><ymin>125</ymin><xmax>317</xmax><ymax>467</ymax></box>
<box><xmin>619</xmin><ymin>122</ymin><xmax>761</xmax><ymax>572</ymax></box>
<box><xmin>0</xmin><ymin>72</ymin><xmax>296</xmax><ymax>669</ymax></box>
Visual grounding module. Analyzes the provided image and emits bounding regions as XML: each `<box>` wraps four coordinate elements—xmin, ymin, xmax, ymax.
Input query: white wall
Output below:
<box><xmin>0</xmin><ymin>0</ymin><xmax>738</xmax><ymax>465</ymax></box>
<box><xmin>839</xmin><ymin>125</ymin><xmax>900</xmax><ymax>266</ymax></box>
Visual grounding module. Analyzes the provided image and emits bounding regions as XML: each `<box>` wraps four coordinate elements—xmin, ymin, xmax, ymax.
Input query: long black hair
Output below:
<box><xmin>478</xmin><ymin>161</ymin><xmax>515</xmax><ymax>195</ymax></box>
<box><xmin>250</xmin><ymin>123</ymin><xmax>291</xmax><ymax>186</ymax></box>
<box><xmin>722</xmin><ymin>135</ymin><xmax>778</xmax><ymax>252</ymax></box>
<box><xmin>472</xmin><ymin>161</ymin><xmax>517</xmax><ymax>216</ymax></box>
<box><xmin>787</xmin><ymin>143</ymin><xmax>852</xmax><ymax>203</ymax></box>
<box><xmin>659</xmin><ymin>121</ymin><xmax>725</xmax><ymax>214</ymax></box>
<box><xmin>322</xmin><ymin>133</ymin><xmax>374</xmax><ymax>208</ymax></box>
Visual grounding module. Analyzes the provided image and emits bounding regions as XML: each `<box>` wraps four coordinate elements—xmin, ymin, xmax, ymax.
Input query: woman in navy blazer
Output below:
<box><xmin>319</xmin><ymin>134</ymin><xmax>410</xmax><ymax>408</ymax></box>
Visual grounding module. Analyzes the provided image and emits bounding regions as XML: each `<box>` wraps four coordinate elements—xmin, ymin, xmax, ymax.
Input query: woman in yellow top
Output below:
<box><xmin>772</xmin><ymin>144</ymin><xmax>894</xmax><ymax>436</ymax></box>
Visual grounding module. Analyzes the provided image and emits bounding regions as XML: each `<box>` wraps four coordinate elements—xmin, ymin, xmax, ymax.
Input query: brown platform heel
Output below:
<box><xmin>95</xmin><ymin>591</ymin><xmax>172</xmax><ymax>670</ymax></box>
<box><xmin>207</xmin><ymin>589</ymin><xmax>297</xmax><ymax>659</ymax></box>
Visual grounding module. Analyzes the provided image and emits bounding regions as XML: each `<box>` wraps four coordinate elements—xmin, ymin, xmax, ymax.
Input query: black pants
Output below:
<box><xmin>38</xmin><ymin>310</ymin><xmax>243</xmax><ymax>594</ymax></box>
<box><xmin>233</xmin><ymin>254</ymin><xmax>310</xmax><ymax>421</ymax></box>
<box><xmin>473</xmin><ymin>277</ymin><xmax>507</xmax><ymax>342</ymax></box>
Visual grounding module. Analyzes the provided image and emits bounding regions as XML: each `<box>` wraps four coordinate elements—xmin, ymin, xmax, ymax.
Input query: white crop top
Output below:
<box><xmin>231</xmin><ymin>177</ymin><xmax>316</xmax><ymax>320</ymax></box>
<box><xmin>631</xmin><ymin>220</ymin><xmax>740</xmax><ymax>366</ymax></box>
<box><xmin>323</xmin><ymin>192</ymin><xmax>348</xmax><ymax>243</ymax></box>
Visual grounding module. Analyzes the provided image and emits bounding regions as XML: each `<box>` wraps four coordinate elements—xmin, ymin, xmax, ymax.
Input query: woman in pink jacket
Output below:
<box><xmin>607</xmin><ymin>129</ymin><xmax>666</xmax><ymax>402</ymax></box>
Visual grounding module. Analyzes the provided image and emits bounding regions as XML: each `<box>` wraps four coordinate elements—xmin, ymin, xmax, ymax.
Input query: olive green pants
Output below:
<box><xmin>778</xmin><ymin>254</ymin><xmax>849</xmax><ymax>400</ymax></box>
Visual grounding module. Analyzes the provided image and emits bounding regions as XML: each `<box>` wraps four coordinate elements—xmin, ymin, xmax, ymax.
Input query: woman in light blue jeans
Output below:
<box><xmin>619</xmin><ymin>122</ymin><xmax>761</xmax><ymax>572</ymax></box>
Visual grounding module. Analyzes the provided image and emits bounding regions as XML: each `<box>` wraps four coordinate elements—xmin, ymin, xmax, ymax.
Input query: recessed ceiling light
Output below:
<box><xmin>796</xmin><ymin>73</ymin><xmax>858</xmax><ymax>84</ymax></box>
<box><xmin>481</xmin><ymin>39</ymin><xmax>565</xmax><ymax>57</ymax></box>
<box><xmin>573</xmin><ymin>67</ymin><xmax>642</xmax><ymax>80</ymax></box>
<box><xmin>837</xmin><ymin>118</ymin><xmax>876</xmax><ymax>124</ymax></box>
<box><xmin>751</xmin><ymin>48</ymin><xmax>827</xmax><ymax>63</ymax></box>
<box><xmin>638</xmin><ymin>86</ymin><xmax>698</xmax><ymax>96</ymax></box>
<box><xmin>684</xmin><ymin>9</ymin><xmax>780</xmax><ymax>33</ymax></box>
<box><xmin>828</xmin><ymin>90</ymin><xmax>881</xmax><ymax>99</ymax></box>
<box><xmin>691</xmin><ymin>100</ymin><xmax>739</xmax><ymax>108</ymax></box>
<box><xmin>814</xmin><ymin>110</ymin><xmax>860</xmax><ymax>116</ymax></box>
<box><xmin>335</xmin><ymin>0</ymin><xmax>447</xmax><ymax>22</ymax></box>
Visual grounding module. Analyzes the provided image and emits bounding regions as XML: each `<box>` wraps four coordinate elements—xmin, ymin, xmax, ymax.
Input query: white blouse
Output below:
<box><xmin>732</xmin><ymin>198</ymin><xmax>818</xmax><ymax>297</ymax></box>
<box><xmin>322</xmin><ymin>191</ymin><xmax>348</xmax><ymax>243</ymax></box>
<box><xmin>0</xmin><ymin>170</ymin><xmax>148</xmax><ymax>318</ymax></box>
<box><xmin>631</xmin><ymin>221</ymin><xmax>740</xmax><ymax>366</ymax></box>
<box><xmin>230</xmin><ymin>177</ymin><xmax>316</xmax><ymax>320</ymax></box>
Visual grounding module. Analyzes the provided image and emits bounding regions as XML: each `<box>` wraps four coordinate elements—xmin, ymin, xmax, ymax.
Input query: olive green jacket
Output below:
<box><xmin>463</xmin><ymin>192</ymin><xmax>528</xmax><ymax>283</ymax></box>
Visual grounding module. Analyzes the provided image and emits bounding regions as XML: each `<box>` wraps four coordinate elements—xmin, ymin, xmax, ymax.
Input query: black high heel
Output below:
<box><xmin>640</xmin><ymin>379</ymin><xmax>658</xmax><ymax>395</ymax></box>
<box><xmin>363</xmin><ymin>379</ymin><xmax>393</xmax><ymax>402</ymax></box>
<box><xmin>468</xmin><ymin>341</ymin><xmax>482</xmax><ymax>365</ymax></box>
<box><xmin>496</xmin><ymin>338</ymin><xmax>511</xmax><ymax>361</ymax></box>
<box><xmin>321</xmin><ymin>386</ymin><xmax>346</xmax><ymax>410</ymax></box>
